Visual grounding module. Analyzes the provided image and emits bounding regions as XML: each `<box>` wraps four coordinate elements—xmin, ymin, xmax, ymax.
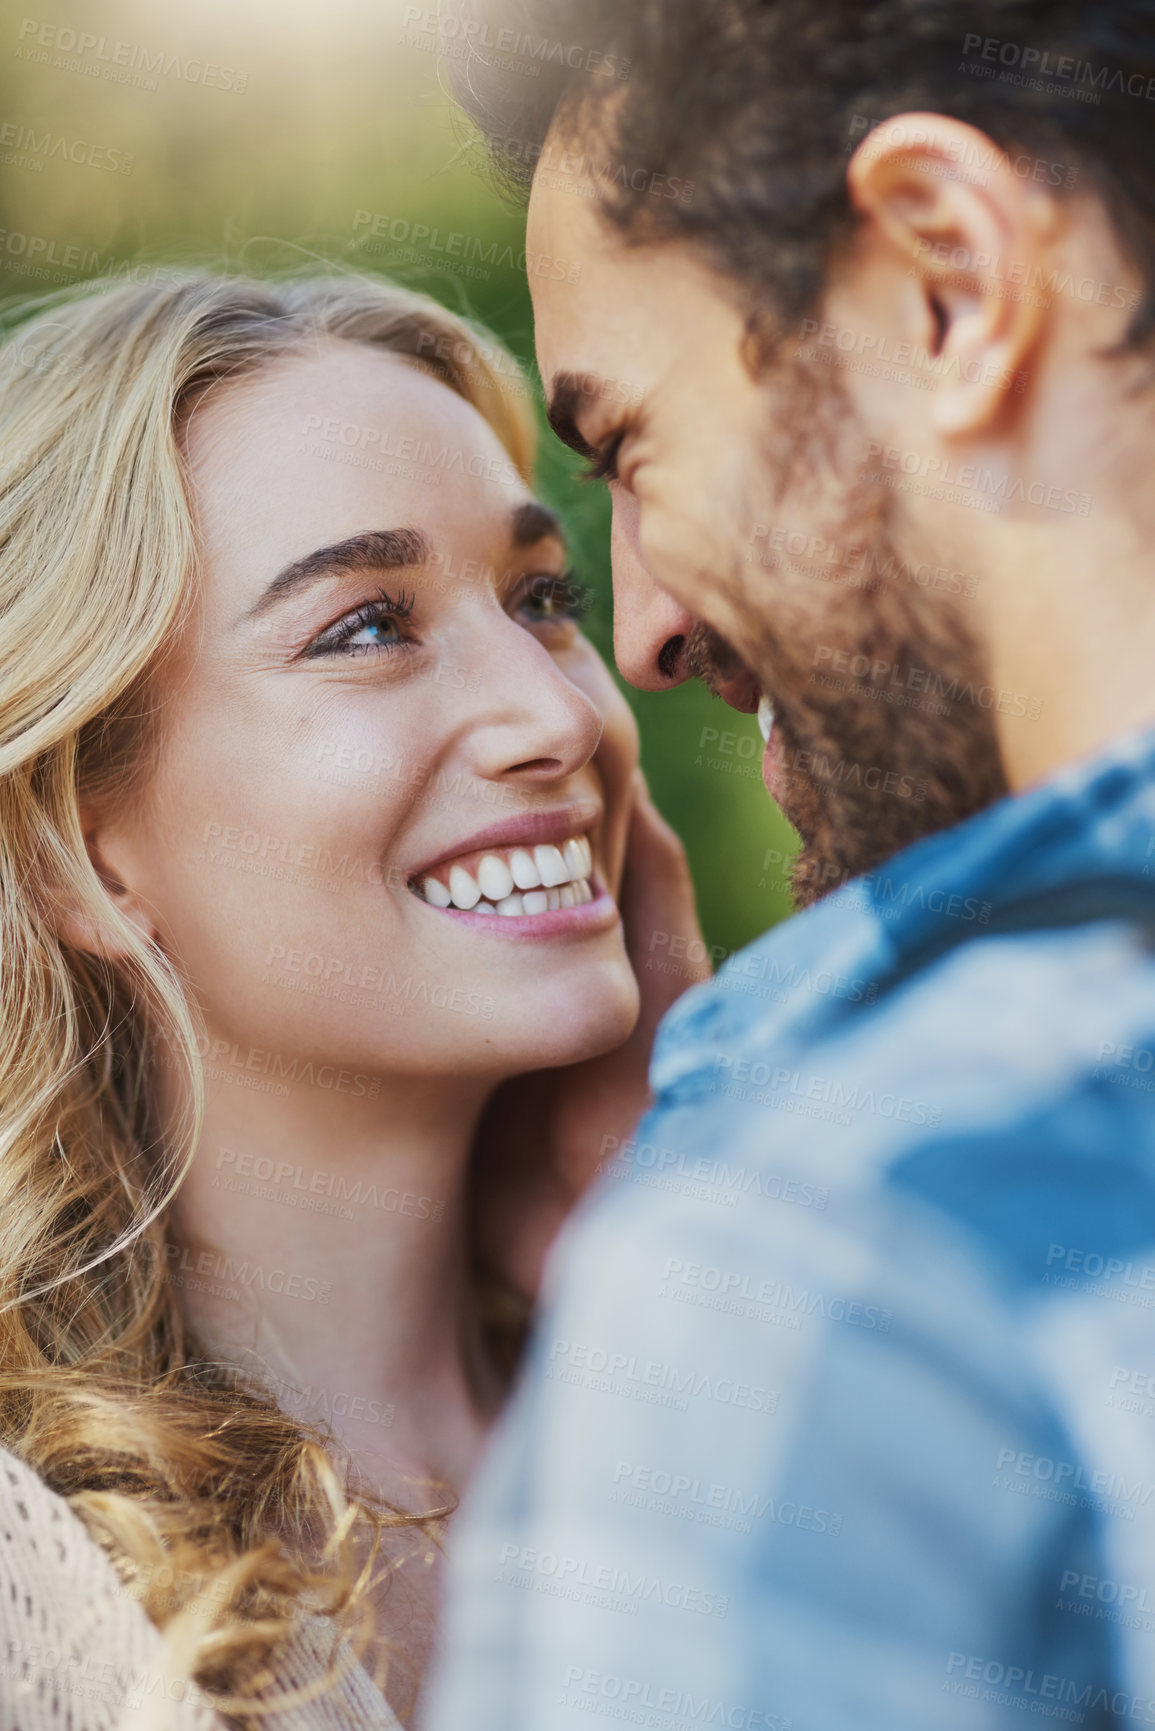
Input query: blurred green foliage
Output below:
<box><xmin>0</xmin><ymin>0</ymin><xmax>799</xmax><ymax>953</ymax></box>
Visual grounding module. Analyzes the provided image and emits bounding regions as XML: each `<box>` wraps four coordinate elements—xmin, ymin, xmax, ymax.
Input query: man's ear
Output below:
<box><xmin>846</xmin><ymin>112</ymin><xmax>1059</xmax><ymax>436</ymax></box>
<box><xmin>54</xmin><ymin>809</ymin><xmax>161</xmax><ymax>960</ymax></box>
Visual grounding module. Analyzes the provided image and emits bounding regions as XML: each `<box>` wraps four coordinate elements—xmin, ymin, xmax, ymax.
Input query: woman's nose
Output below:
<box><xmin>460</xmin><ymin>616</ymin><xmax>604</xmax><ymax>787</ymax></box>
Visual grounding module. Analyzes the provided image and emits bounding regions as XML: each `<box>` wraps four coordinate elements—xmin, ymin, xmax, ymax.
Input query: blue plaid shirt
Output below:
<box><xmin>427</xmin><ymin>726</ymin><xmax>1155</xmax><ymax>1731</ymax></box>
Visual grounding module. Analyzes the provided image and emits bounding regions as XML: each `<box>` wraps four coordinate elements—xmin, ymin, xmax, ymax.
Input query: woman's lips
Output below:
<box><xmin>416</xmin><ymin>882</ymin><xmax>621</xmax><ymax>941</ymax></box>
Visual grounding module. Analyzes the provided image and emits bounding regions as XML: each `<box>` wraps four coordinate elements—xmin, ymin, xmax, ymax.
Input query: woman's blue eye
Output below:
<box><xmin>305</xmin><ymin>589</ymin><xmax>414</xmax><ymax>659</ymax></box>
<box><xmin>345</xmin><ymin>612</ymin><xmax>402</xmax><ymax>652</ymax></box>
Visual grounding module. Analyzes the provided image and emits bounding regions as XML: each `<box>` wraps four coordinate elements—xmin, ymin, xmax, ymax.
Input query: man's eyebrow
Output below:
<box><xmin>512</xmin><ymin>499</ymin><xmax>567</xmax><ymax>548</ymax></box>
<box><xmin>545</xmin><ymin>372</ymin><xmax>603</xmax><ymax>462</ymax></box>
<box><xmin>241</xmin><ymin>528</ymin><xmax>428</xmax><ymax>624</ymax></box>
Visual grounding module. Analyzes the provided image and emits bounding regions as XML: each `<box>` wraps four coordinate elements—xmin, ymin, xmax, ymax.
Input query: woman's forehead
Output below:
<box><xmin>186</xmin><ymin>342</ymin><xmax>526</xmax><ymax>543</ymax></box>
<box><xmin>183</xmin><ymin>338</ymin><xmax>495</xmax><ymax>470</ymax></box>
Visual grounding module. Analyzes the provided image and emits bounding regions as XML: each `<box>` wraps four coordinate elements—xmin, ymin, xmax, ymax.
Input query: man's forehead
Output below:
<box><xmin>527</xmin><ymin>161</ymin><xmax>611</xmax><ymax>268</ymax></box>
<box><xmin>526</xmin><ymin>180</ymin><xmax>606</xmax><ymax>379</ymax></box>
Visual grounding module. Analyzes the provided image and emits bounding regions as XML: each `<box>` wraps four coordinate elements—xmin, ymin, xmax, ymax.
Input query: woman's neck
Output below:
<box><xmin>166</xmin><ymin>1065</ymin><xmax>500</xmax><ymax>1503</ymax></box>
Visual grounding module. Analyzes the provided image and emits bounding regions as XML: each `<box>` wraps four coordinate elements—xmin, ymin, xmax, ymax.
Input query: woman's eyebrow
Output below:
<box><xmin>511</xmin><ymin>499</ymin><xmax>566</xmax><ymax>548</ymax></box>
<box><xmin>240</xmin><ymin>528</ymin><xmax>428</xmax><ymax>625</ymax></box>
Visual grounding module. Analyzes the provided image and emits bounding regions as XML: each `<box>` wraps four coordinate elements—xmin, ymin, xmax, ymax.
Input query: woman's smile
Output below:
<box><xmin>405</xmin><ymin>801</ymin><xmax>618</xmax><ymax>935</ymax></box>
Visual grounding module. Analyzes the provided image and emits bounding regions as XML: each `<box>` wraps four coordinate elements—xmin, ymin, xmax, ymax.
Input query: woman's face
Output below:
<box><xmin>109</xmin><ymin>339</ymin><xmax>641</xmax><ymax>1083</ymax></box>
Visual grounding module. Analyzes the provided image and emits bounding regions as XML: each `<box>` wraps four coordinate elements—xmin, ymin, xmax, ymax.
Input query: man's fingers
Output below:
<box><xmin>620</xmin><ymin>769</ymin><xmax>711</xmax><ymax>991</ymax></box>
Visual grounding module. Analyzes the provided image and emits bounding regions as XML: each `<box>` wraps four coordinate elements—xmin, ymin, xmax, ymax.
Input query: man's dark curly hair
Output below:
<box><xmin>446</xmin><ymin>0</ymin><xmax>1155</xmax><ymax>352</ymax></box>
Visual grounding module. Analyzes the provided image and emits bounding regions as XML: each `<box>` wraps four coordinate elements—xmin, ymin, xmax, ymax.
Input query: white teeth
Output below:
<box><xmin>534</xmin><ymin>844</ymin><xmax>568</xmax><ymax>888</ymax></box>
<box><xmin>477</xmin><ymin>853</ymin><xmax>515</xmax><ymax>902</ymax></box>
<box><xmin>757</xmin><ymin>694</ymin><xmax>775</xmax><ymax>744</ymax></box>
<box><xmin>448</xmin><ymin>864</ymin><xmax>481</xmax><ymax>910</ymax></box>
<box><xmin>510</xmin><ymin>848</ymin><xmax>542</xmax><ymax>891</ymax></box>
<box><xmin>417</xmin><ymin>834</ymin><xmax>598</xmax><ymax>915</ymax></box>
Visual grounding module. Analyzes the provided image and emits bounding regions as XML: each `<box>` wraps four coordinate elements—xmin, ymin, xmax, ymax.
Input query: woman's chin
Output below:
<box><xmin>494</xmin><ymin>969</ymin><xmax>642</xmax><ymax>1073</ymax></box>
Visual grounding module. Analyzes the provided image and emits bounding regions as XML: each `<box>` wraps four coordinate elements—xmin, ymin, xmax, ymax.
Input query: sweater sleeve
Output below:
<box><xmin>0</xmin><ymin>1446</ymin><xmax>401</xmax><ymax>1731</ymax></box>
<box><xmin>0</xmin><ymin>1445</ymin><xmax>227</xmax><ymax>1731</ymax></box>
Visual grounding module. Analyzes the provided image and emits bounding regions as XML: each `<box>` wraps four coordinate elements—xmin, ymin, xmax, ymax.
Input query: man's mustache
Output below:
<box><xmin>683</xmin><ymin>620</ymin><xmax>755</xmax><ymax>696</ymax></box>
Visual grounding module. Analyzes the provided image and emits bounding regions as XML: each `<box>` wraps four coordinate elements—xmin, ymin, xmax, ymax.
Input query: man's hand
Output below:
<box><xmin>471</xmin><ymin>770</ymin><xmax>711</xmax><ymax>1298</ymax></box>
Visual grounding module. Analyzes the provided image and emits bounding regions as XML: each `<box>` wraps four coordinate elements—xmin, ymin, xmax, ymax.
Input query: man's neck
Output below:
<box><xmin>977</xmin><ymin>513</ymin><xmax>1155</xmax><ymax>794</ymax></box>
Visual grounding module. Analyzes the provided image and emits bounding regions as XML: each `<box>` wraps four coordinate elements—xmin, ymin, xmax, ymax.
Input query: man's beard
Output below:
<box><xmin>686</xmin><ymin>366</ymin><xmax>1009</xmax><ymax>909</ymax></box>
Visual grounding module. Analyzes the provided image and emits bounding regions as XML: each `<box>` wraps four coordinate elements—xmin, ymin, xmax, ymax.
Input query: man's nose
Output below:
<box><xmin>609</xmin><ymin>488</ymin><xmax>697</xmax><ymax>691</ymax></box>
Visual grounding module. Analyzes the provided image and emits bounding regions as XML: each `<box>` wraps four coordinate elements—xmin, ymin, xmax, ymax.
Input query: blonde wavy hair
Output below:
<box><xmin>0</xmin><ymin>270</ymin><xmax>535</xmax><ymax>1719</ymax></box>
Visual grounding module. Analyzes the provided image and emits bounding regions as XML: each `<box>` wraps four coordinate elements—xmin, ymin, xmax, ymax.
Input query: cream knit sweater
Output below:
<box><xmin>0</xmin><ymin>1445</ymin><xmax>401</xmax><ymax>1731</ymax></box>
